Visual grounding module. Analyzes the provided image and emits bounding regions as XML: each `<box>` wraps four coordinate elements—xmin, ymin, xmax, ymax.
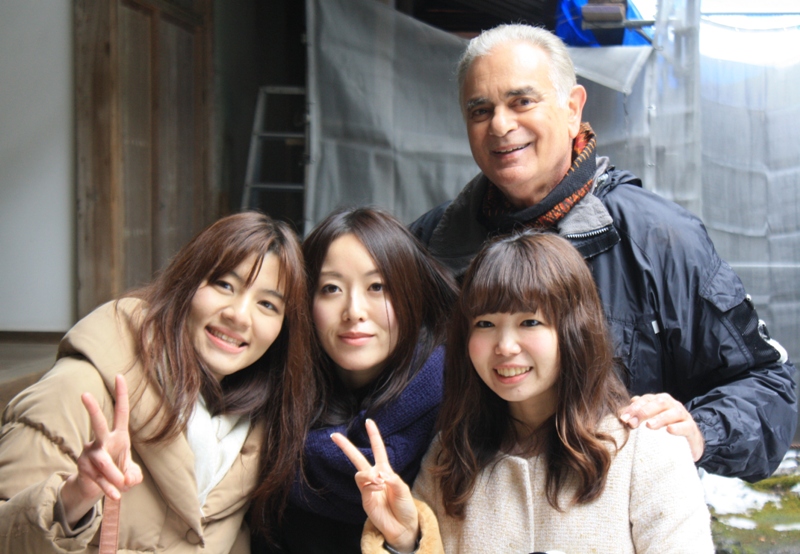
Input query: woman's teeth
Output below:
<box><xmin>495</xmin><ymin>366</ymin><xmax>531</xmax><ymax>377</ymax></box>
<box><xmin>209</xmin><ymin>328</ymin><xmax>243</xmax><ymax>346</ymax></box>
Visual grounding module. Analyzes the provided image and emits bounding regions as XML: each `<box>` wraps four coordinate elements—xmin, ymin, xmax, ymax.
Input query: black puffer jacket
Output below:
<box><xmin>411</xmin><ymin>163</ymin><xmax>797</xmax><ymax>482</ymax></box>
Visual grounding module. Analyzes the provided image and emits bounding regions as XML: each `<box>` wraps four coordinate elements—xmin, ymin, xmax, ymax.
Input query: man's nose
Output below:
<box><xmin>489</xmin><ymin>107</ymin><xmax>517</xmax><ymax>136</ymax></box>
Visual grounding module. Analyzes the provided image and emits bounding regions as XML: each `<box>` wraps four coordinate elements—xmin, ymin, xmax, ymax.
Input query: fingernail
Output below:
<box><xmin>620</xmin><ymin>413</ymin><xmax>630</xmax><ymax>422</ymax></box>
<box><xmin>629</xmin><ymin>417</ymin><xmax>639</xmax><ymax>427</ymax></box>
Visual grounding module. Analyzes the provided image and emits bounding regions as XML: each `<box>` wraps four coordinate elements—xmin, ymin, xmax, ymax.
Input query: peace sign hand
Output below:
<box><xmin>332</xmin><ymin>419</ymin><xmax>420</xmax><ymax>553</ymax></box>
<box><xmin>60</xmin><ymin>375</ymin><xmax>143</xmax><ymax>527</ymax></box>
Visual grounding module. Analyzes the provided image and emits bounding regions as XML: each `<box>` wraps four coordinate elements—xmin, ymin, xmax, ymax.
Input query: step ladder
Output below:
<box><xmin>241</xmin><ymin>86</ymin><xmax>308</xmax><ymax>230</ymax></box>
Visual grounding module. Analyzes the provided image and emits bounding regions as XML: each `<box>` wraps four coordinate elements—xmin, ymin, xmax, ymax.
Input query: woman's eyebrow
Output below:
<box><xmin>260</xmin><ymin>288</ymin><xmax>285</xmax><ymax>301</ymax></box>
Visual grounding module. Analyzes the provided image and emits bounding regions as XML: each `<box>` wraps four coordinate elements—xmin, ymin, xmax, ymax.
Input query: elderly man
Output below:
<box><xmin>411</xmin><ymin>24</ymin><xmax>797</xmax><ymax>481</ymax></box>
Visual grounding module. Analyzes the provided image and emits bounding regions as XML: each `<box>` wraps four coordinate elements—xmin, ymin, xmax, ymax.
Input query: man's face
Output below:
<box><xmin>462</xmin><ymin>41</ymin><xmax>585</xmax><ymax>208</ymax></box>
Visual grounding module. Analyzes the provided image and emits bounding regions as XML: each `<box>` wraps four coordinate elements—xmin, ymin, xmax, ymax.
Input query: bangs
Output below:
<box><xmin>461</xmin><ymin>234</ymin><xmax>560</xmax><ymax>322</ymax></box>
<box><xmin>207</xmin><ymin>232</ymin><xmax>287</xmax><ymax>290</ymax></box>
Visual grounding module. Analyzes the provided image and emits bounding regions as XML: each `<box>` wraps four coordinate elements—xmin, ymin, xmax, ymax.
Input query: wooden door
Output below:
<box><xmin>75</xmin><ymin>0</ymin><xmax>214</xmax><ymax>317</ymax></box>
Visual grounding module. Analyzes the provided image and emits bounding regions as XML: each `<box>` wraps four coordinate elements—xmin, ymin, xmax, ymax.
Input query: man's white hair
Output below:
<box><xmin>457</xmin><ymin>24</ymin><xmax>576</xmax><ymax>110</ymax></box>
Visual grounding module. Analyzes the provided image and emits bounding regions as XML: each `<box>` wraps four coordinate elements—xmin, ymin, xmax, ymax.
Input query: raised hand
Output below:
<box><xmin>331</xmin><ymin>419</ymin><xmax>420</xmax><ymax>553</ymax></box>
<box><xmin>620</xmin><ymin>392</ymin><xmax>705</xmax><ymax>461</ymax></box>
<box><xmin>61</xmin><ymin>374</ymin><xmax>143</xmax><ymax>526</ymax></box>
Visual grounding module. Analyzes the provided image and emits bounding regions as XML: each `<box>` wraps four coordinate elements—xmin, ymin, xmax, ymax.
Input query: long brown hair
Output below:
<box><xmin>302</xmin><ymin>207</ymin><xmax>457</xmax><ymax>426</ymax></box>
<box><xmin>434</xmin><ymin>231</ymin><xmax>629</xmax><ymax>515</ymax></box>
<box><xmin>127</xmin><ymin>211</ymin><xmax>314</xmax><ymax>538</ymax></box>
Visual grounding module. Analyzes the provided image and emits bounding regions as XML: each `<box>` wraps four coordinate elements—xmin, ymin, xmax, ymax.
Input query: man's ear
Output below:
<box><xmin>567</xmin><ymin>85</ymin><xmax>587</xmax><ymax>138</ymax></box>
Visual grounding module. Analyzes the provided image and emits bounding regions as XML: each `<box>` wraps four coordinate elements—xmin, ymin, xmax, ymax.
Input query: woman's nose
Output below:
<box><xmin>343</xmin><ymin>291</ymin><xmax>367</xmax><ymax>321</ymax></box>
<box><xmin>222</xmin><ymin>297</ymin><xmax>251</xmax><ymax>329</ymax></box>
<box><xmin>495</xmin><ymin>330</ymin><xmax>521</xmax><ymax>356</ymax></box>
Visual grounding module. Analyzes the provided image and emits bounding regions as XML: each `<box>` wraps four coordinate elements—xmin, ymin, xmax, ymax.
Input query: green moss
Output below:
<box><xmin>749</xmin><ymin>474</ymin><xmax>800</xmax><ymax>493</ymax></box>
<box><xmin>711</xmin><ymin>488</ymin><xmax>800</xmax><ymax>553</ymax></box>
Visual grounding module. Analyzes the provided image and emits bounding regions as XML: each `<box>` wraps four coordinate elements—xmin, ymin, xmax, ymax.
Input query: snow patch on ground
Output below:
<box><xmin>774</xmin><ymin>523</ymin><xmax>800</xmax><ymax>532</ymax></box>
<box><xmin>720</xmin><ymin>516</ymin><xmax>758</xmax><ymax>530</ymax></box>
<box><xmin>777</xmin><ymin>450</ymin><xmax>799</xmax><ymax>474</ymax></box>
<box><xmin>701</xmin><ymin>470</ymin><xmax>780</xmax><ymax>515</ymax></box>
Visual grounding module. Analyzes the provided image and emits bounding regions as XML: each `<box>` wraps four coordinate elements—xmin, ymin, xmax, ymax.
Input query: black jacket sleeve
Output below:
<box><xmin>601</xmin><ymin>181</ymin><xmax>797</xmax><ymax>482</ymax></box>
<box><xmin>680</xmin><ymin>258</ymin><xmax>797</xmax><ymax>481</ymax></box>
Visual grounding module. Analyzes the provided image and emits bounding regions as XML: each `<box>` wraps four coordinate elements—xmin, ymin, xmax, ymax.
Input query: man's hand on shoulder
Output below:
<box><xmin>620</xmin><ymin>393</ymin><xmax>705</xmax><ymax>462</ymax></box>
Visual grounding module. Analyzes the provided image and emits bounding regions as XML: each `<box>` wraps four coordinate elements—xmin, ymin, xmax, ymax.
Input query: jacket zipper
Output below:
<box><xmin>564</xmin><ymin>224</ymin><xmax>613</xmax><ymax>241</ymax></box>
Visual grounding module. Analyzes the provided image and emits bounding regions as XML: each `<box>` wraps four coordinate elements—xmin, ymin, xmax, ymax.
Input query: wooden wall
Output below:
<box><xmin>75</xmin><ymin>0</ymin><xmax>215</xmax><ymax>317</ymax></box>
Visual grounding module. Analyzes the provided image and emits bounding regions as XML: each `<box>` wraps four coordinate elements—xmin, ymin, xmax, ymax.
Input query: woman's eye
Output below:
<box><xmin>474</xmin><ymin>320</ymin><xmax>493</xmax><ymax>328</ymax></box>
<box><xmin>368</xmin><ymin>282</ymin><xmax>384</xmax><ymax>292</ymax></box>
<box><xmin>214</xmin><ymin>279</ymin><xmax>233</xmax><ymax>292</ymax></box>
<box><xmin>319</xmin><ymin>283</ymin><xmax>340</xmax><ymax>294</ymax></box>
<box><xmin>521</xmin><ymin>319</ymin><xmax>541</xmax><ymax>327</ymax></box>
<box><xmin>259</xmin><ymin>300</ymin><xmax>280</xmax><ymax>313</ymax></box>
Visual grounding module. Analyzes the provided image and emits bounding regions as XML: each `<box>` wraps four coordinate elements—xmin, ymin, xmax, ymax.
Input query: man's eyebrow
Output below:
<box><xmin>465</xmin><ymin>97</ymin><xmax>488</xmax><ymax>112</ymax></box>
<box><xmin>507</xmin><ymin>86</ymin><xmax>536</xmax><ymax>98</ymax></box>
<box><xmin>465</xmin><ymin>87</ymin><xmax>540</xmax><ymax>112</ymax></box>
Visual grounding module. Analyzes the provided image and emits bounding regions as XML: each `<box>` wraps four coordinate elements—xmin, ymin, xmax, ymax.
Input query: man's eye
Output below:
<box><xmin>470</xmin><ymin>108</ymin><xmax>490</xmax><ymax>120</ymax></box>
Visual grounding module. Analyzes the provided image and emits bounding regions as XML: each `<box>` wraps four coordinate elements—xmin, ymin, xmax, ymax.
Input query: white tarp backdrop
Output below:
<box><xmin>305</xmin><ymin>0</ymin><xmax>477</xmax><ymax>228</ymax></box>
<box><xmin>700</xmin><ymin>13</ymin><xmax>800</xmax><ymax>373</ymax></box>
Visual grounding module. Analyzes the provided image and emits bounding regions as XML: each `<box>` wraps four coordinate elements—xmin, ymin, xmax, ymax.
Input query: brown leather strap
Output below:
<box><xmin>98</xmin><ymin>496</ymin><xmax>121</xmax><ymax>554</ymax></box>
<box><xmin>98</xmin><ymin>449</ymin><xmax>126</xmax><ymax>554</ymax></box>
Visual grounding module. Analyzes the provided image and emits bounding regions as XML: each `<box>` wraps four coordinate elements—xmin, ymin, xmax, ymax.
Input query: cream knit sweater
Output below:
<box><xmin>364</xmin><ymin>417</ymin><xmax>713</xmax><ymax>554</ymax></box>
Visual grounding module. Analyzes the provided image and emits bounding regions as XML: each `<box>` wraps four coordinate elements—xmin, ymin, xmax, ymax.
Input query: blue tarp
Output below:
<box><xmin>556</xmin><ymin>0</ymin><xmax>652</xmax><ymax>46</ymax></box>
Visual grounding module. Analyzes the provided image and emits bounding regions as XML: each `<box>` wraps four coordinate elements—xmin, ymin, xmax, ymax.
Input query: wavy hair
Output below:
<box><xmin>127</xmin><ymin>211</ymin><xmax>314</xmax><ymax>539</ymax></box>
<box><xmin>434</xmin><ymin>231</ymin><xmax>629</xmax><ymax>515</ymax></box>
<box><xmin>302</xmin><ymin>207</ymin><xmax>457</xmax><ymax>426</ymax></box>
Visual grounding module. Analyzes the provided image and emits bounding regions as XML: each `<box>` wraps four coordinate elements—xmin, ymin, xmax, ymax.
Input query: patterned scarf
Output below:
<box><xmin>478</xmin><ymin>123</ymin><xmax>597</xmax><ymax>233</ymax></box>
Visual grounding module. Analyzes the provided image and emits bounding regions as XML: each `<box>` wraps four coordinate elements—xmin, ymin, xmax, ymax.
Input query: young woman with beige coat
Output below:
<box><xmin>0</xmin><ymin>212</ymin><xmax>315</xmax><ymax>552</ymax></box>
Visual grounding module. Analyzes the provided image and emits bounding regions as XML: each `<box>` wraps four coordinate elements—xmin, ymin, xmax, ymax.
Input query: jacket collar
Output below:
<box><xmin>428</xmin><ymin>164</ymin><xmax>619</xmax><ymax>275</ymax></box>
